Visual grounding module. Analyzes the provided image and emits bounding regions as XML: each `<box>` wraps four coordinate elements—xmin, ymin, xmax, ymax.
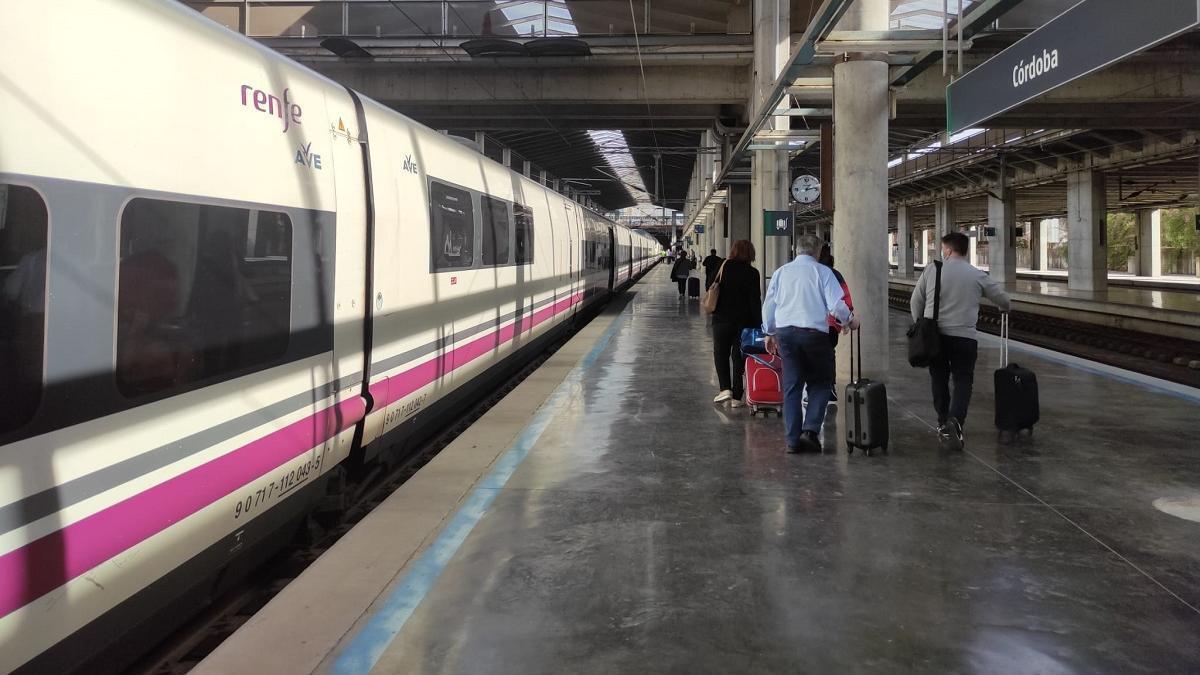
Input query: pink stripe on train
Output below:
<box><xmin>0</xmin><ymin>290</ymin><xmax>584</xmax><ymax>620</ymax></box>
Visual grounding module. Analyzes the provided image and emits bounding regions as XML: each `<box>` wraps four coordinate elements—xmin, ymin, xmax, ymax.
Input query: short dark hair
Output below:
<box><xmin>728</xmin><ymin>239</ymin><xmax>755</xmax><ymax>262</ymax></box>
<box><xmin>942</xmin><ymin>232</ymin><xmax>969</xmax><ymax>256</ymax></box>
<box><xmin>710</xmin><ymin>249</ymin><xmax>717</xmax><ymax>255</ymax></box>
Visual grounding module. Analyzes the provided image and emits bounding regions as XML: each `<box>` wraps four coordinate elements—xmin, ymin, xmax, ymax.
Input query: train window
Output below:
<box><xmin>481</xmin><ymin>196</ymin><xmax>510</xmax><ymax>266</ymax></box>
<box><xmin>514</xmin><ymin>204</ymin><xmax>534</xmax><ymax>265</ymax></box>
<box><xmin>116</xmin><ymin>198</ymin><xmax>293</xmax><ymax>398</ymax></box>
<box><xmin>0</xmin><ymin>184</ymin><xmax>48</xmax><ymax>433</ymax></box>
<box><xmin>430</xmin><ymin>181</ymin><xmax>474</xmax><ymax>271</ymax></box>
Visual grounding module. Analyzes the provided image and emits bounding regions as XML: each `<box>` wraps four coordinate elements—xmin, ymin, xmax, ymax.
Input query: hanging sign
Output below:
<box><xmin>763</xmin><ymin>210</ymin><xmax>793</xmax><ymax>237</ymax></box>
<box><xmin>946</xmin><ymin>0</ymin><xmax>1200</xmax><ymax>134</ymax></box>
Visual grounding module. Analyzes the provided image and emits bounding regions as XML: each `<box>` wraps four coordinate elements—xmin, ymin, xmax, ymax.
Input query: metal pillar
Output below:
<box><xmin>1067</xmin><ymin>169</ymin><xmax>1108</xmax><ymax>292</ymax></box>
<box><xmin>896</xmin><ymin>206</ymin><xmax>914</xmax><ymax>278</ymax></box>
<box><xmin>1028</xmin><ymin>219</ymin><xmax>1042</xmax><ymax>270</ymax></box>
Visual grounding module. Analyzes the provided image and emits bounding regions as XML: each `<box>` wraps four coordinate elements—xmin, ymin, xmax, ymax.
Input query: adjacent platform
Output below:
<box><xmin>201</xmin><ymin>266</ymin><xmax>1200</xmax><ymax>674</ymax></box>
<box><xmin>891</xmin><ymin>274</ymin><xmax>1200</xmax><ymax>342</ymax></box>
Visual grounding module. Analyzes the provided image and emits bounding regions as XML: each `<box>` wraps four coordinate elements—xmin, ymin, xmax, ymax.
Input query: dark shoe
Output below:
<box><xmin>801</xmin><ymin>430</ymin><xmax>823</xmax><ymax>453</ymax></box>
<box><xmin>945</xmin><ymin>417</ymin><xmax>964</xmax><ymax>451</ymax></box>
<box><xmin>998</xmin><ymin>429</ymin><xmax>1017</xmax><ymax>444</ymax></box>
<box><xmin>936</xmin><ymin>423</ymin><xmax>952</xmax><ymax>450</ymax></box>
<box><xmin>787</xmin><ymin>445</ymin><xmax>803</xmax><ymax>454</ymax></box>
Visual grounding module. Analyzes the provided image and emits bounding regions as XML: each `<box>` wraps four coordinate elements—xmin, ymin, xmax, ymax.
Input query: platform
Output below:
<box><xmin>891</xmin><ymin>273</ymin><xmax>1200</xmax><ymax>342</ymax></box>
<box><xmin>200</xmin><ymin>266</ymin><xmax>1200</xmax><ymax>674</ymax></box>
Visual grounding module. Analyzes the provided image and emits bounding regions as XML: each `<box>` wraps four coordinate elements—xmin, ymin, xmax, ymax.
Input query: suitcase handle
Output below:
<box><xmin>1000</xmin><ymin>313</ymin><xmax>1009</xmax><ymax>367</ymax></box>
<box><xmin>850</xmin><ymin>327</ymin><xmax>862</xmax><ymax>383</ymax></box>
<box><xmin>747</xmin><ymin>353</ymin><xmax>781</xmax><ymax>372</ymax></box>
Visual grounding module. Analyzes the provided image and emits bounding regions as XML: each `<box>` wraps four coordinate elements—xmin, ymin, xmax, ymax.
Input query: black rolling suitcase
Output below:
<box><xmin>687</xmin><ymin>276</ymin><xmax>700</xmax><ymax>298</ymax></box>
<box><xmin>844</xmin><ymin>329</ymin><xmax>889</xmax><ymax>456</ymax></box>
<box><xmin>995</xmin><ymin>314</ymin><xmax>1039</xmax><ymax>438</ymax></box>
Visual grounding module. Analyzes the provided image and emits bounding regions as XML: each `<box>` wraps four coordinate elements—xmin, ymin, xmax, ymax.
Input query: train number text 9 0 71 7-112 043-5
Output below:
<box><xmin>233</xmin><ymin>451</ymin><xmax>326</xmax><ymax>520</ymax></box>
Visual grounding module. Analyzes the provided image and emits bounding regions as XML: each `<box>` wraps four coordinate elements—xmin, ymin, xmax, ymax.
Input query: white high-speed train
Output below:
<box><xmin>0</xmin><ymin>2</ymin><xmax>658</xmax><ymax>671</ymax></box>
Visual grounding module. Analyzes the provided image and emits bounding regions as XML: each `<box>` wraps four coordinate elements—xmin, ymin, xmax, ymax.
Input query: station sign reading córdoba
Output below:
<box><xmin>946</xmin><ymin>0</ymin><xmax>1200</xmax><ymax>134</ymax></box>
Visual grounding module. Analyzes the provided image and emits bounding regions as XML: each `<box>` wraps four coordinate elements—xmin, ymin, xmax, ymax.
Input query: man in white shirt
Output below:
<box><xmin>763</xmin><ymin>234</ymin><xmax>859</xmax><ymax>453</ymax></box>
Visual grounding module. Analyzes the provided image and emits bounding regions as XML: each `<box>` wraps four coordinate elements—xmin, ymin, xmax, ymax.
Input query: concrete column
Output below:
<box><xmin>501</xmin><ymin>147</ymin><xmax>512</xmax><ymax>168</ymax></box>
<box><xmin>1027</xmin><ymin>219</ymin><xmax>1042</xmax><ymax>270</ymax></box>
<box><xmin>969</xmin><ymin>228</ymin><xmax>980</xmax><ymax>266</ymax></box>
<box><xmin>728</xmin><ymin>183</ymin><xmax>751</xmax><ymax>242</ymax></box>
<box><xmin>750</xmin><ymin>0</ymin><xmax>791</xmax><ymax>289</ymax></box>
<box><xmin>522</xmin><ymin>161</ymin><xmax>532</xmax><ymax>178</ymax></box>
<box><xmin>1037</xmin><ymin>220</ymin><xmax>1051</xmax><ymax>271</ymax></box>
<box><xmin>896</xmin><ymin>206</ymin><xmax>914</xmax><ymax>277</ymax></box>
<box><xmin>920</xmin><ymin>229</ymin><xmax>931</xmax><ymax>266</ymax></box>
<box><xmin>988</xmin><ymin>188</ymin><xmax>1017</xmax><ymax>283</ymax></box>
<box><xmin>934</xmin><ymin>198</ymin><xmax>956</xmax><ymax>255</ymax></box>
<box><xmin>832</xmin><ymin>57</ymin><xmax>890</xmax><ymax>383</ymax></box>
<box><xmin>1067</xmin><ymin>170</ymin><xmax>1108</xmax><ymax>292</ymax></box>
<box><xmin>1137</xmin><ymin>209</ymin><xmax>1163</xmax><ymax>278</ymax></box>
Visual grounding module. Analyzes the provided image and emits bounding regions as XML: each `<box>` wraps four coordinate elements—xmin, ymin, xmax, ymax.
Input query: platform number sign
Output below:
<box><xmin>764</xmin><ymin>210</ymin><xmax>793</xmax><ymax>237</ymax></box>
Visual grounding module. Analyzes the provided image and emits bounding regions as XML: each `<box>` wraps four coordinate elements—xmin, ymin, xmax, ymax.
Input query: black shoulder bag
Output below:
<box><xmin>906</xmin><ymin>261</ymin><xmax>942</xmax><ymax>368</ymax></box>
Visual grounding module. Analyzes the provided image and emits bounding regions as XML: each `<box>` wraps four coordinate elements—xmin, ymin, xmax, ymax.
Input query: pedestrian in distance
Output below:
<box><xmin>710</xmin><ymin>240</ymin><xmax>761</xmax><ymax>409</ymax></box>
<box><xmin>762</xmin><ymin>234</ymin><xmax>858</xmax><ymax>454</ymax></box>
<box><xmin>702</xmin><ymin>248</ymin><xmax>724</xmax><ymax>290</ymax></box>
<box><xmin>670</xmin><ymin>252</ymin><xmax>694</xmax><ymax>297</ymax></box>
<box><xmin>910</xmin><ymin>231</ymin><xmax>1012</xmax><ymax>451</ymax></box>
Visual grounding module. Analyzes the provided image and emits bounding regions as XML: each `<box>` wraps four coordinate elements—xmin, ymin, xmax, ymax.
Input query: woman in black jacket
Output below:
<box><xmin>711</xmin><ymin>239</ymin><xmax>762</xmax><ymax>407</ymax></box>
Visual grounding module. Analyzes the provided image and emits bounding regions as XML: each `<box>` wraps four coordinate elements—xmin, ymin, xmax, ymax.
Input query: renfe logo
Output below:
<box><xmin>241</xmin><ymin>84</ymin><xmax>302</xmax><ymax>132</ymax></box>
<box><xmin>1012</xmin><ymin>48</ymin><xmax>1060</xmax><ymax>88</ymax></box>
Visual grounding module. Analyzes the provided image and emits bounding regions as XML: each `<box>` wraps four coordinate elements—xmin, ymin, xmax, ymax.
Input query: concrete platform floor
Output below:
<box><xmin>208</xmin><ymin>266</ymin><xmax>1200</xmax><ymax>674</ymax></box>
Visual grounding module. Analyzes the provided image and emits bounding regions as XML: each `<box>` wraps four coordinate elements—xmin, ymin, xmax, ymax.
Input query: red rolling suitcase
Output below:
<box><xmin>744</xmin><ymin>353</ymin><xmax>784</xmax><ymax>417</ymax></box>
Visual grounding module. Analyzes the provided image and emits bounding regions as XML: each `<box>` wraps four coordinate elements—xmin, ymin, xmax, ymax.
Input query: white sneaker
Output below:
<box><xmin>730</xmin><ymin>399</ymin><xmax>745</xmax><ymax>408</ymax></box>
<box><xmin>713</xmin><ymin>390</ymin><xmax>733</xmax><ymax>403</ymax></box>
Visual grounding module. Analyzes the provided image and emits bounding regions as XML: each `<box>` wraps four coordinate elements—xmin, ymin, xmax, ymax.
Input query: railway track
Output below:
<box><xmin>888</xmin><ymin>288</ymin><xmax>1200</xmax><ymax>388</ymax></box>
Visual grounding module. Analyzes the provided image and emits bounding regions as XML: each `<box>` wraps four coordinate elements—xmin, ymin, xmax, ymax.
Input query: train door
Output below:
<box><xmin>329</xmin><ymin>93</ymin><xmax>372</xmax><ymax>452</ymax></box>
<box><xmin>607</xmin><ymin>226</ymin><xmax>616</xmax><ymax>291</ymax></box>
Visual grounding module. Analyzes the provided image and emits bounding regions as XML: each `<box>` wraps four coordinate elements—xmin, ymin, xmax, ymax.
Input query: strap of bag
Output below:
<box><xmin>932</xmin><ymin>260</ymin><xmax>943</xmax><ymax>321</ymax></box>
<box><xmin>716</xmin><ymin>259</ymin><xmax>728</xmax><ymax>283</ymax></box>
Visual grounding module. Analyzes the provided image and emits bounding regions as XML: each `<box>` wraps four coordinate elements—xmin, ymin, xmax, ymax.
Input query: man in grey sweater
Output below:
<box><xmin>910</xmin><ymin>232</ymin><xmax>1012</xmax><ymax>450</ymax></box>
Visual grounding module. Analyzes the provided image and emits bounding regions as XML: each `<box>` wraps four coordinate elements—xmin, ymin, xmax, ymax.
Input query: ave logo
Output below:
<box><xmin>296</xmin><ymin>142</ymin><xmax>322</xmax><ymax>170</ymax></box>
<box><xmin>402</xmin><ymin>154</ymin><xmax>419</xmax><ymax>174</ymax></box>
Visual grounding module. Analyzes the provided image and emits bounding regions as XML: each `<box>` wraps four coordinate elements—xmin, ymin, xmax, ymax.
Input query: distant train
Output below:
<box><xmin>0</xmin><ymin>1</ymin><xmax>658</xmax><ymax>671</ymax></box>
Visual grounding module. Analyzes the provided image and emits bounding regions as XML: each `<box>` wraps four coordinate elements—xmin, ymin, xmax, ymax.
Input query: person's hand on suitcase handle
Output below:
<box><xmin>765</xmin><ymin>335</ymin><xmax>778</xmax><ymax>355</ymax></box>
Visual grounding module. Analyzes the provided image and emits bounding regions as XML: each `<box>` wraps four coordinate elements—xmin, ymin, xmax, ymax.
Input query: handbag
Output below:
<box><xmin>700</xmin><ymin>260</ymin><xmax>726</xmax><ymax>314</ymax></box>
<box><xmin>740</xmin><ymin>327</ymin><xmax>769</xmax><ymax>355</ymax></box>
<box><xmin>906</xmin><ymin>260</ymin><xmax>942</xmax><ymax>368</ymax></box>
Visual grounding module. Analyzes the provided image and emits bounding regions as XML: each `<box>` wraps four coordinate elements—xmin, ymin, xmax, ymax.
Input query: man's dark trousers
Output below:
<box><xmin>928</xmin><ymin>334</ymin><xmax>978</xmax><ymax>426</ymax></box>
<box><xmin>776</xmin><ymin>326</ymin><xmax>834</xmax><ymax>448</ymax></box>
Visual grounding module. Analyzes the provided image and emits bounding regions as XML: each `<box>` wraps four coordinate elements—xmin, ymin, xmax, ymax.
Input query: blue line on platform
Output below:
<box><xmin>330</xmin><ymin>306</ymin><xmax>631</xmax><ymax>675</ymax></box>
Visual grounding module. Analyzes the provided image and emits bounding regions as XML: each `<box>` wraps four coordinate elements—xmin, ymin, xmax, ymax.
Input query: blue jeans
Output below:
<box><xmin>777</xmin><ymin>327</ymin><xmax>835</xmax><ymax>447</ymax></box>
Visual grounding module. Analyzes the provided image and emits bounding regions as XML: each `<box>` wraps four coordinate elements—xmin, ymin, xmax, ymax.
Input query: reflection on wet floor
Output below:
<box><xmin>367</xmin><ymin>266</ymin><xmax>1200</xmax><ymax>673</ymax></box>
